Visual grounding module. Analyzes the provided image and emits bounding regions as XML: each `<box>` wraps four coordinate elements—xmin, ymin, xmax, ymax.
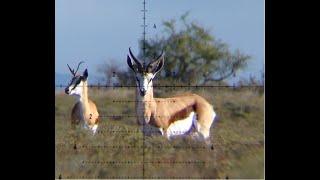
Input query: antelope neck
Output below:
<box><xmin>79</xmin><ymin>81</ymin><xmax>90</xmax><ymax>116</ymax></box>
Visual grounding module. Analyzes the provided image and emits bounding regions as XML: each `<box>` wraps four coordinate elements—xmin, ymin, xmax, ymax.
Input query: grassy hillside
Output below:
<box><xmin>55</xmin><ymin>86</ymin><xmax>264</xmax><ymax>179</ymax></box>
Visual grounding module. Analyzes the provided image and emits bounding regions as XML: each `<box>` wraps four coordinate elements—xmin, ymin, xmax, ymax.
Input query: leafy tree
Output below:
<box><xmin>138</xmin><ymin>13</ymin><xmax>250</xmax><ymax>85</ymax></box>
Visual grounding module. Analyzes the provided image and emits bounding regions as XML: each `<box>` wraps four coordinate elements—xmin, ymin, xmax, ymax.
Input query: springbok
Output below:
<box><xmin>65</xmin><ymin>62</ymin><xmax>99</xmax><ymax>134</ymax></box>
<box><xmin>127</xmin><ymin>48</ymin><xmax>217</xmax><ymax>145</ymax></box>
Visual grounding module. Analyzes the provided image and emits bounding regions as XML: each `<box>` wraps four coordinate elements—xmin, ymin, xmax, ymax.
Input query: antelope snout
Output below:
<box><xmin>140</xmin><ymin>89</ymin><xmax>146</xmax><ymax>96</ymax></box>
<box><xmin>65</xmin><ymin>87</ymin><xmax>70</xmax><ymax>94</ymax></box>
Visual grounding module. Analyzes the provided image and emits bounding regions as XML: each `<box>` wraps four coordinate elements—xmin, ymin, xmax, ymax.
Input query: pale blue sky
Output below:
<box><xmin>55</xmin><ymin>0</ymin><xmax>264</xmax><ymax>83</ymax></box>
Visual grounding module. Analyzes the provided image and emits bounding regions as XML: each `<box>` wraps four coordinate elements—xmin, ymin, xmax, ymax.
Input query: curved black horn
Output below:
<box><xmin>74</xmin><ymin>61</ymin><xmax>85</xmax><ymax>75</ymax></box>
<box><xmin>149</xmin><ymin>50</ymin><xmax>165</xmax><ymax>66</ymax></box>
<box><xmin>67</xmin><ymin>64</ymin><xmax>75</xmax><ymax>76</ymax></box>
<box><xmin>155</xmin><ymin>50</ymin><xmax>164</xmax><ymax>60</ymax></box>
<box><xmin>129</xmin><ymin>48</ymin><xmax>142</xmax><ymax>69</ymax></box>
<box><xmin>147</xmin><ymin>50</ymin><xmax>165</xmax><ymax>73</ymax></box>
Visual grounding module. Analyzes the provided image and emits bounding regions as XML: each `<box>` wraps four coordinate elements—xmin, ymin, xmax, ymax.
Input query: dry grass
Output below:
<box><xmin>55</xmin><ymin>87</ymin><xmax>264</xmax><ymax>179</ymax></box>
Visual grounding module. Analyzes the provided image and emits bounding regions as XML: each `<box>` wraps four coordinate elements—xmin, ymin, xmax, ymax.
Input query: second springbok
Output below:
<box><xmin>65</xmin><ymin>62</ymin><xmax>100</xmax><ymax>135</ymax></box>
<box><xmin>127</xmin><ymin>48</ymin><xmax>217</xmax><ymax>145</ymax></box>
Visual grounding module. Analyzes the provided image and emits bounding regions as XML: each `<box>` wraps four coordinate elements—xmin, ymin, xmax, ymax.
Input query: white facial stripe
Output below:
<box><xmin>69</xmin><ymin>81</ymin><xmax>83</xmax><ymax>97</ymax></box>
<box><xmin>136</xmin><ymin>73</ymin><xmax>154</xmax><ymax>92</ymax></box>
<box><xmin>142</xmin><ymin>76</ymin><xmax>149</xmax><ymax>90</ymax></box>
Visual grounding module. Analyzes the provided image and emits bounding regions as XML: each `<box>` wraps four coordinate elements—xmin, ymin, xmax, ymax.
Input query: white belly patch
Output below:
<box><xmin>166</xmin><ymin>111</ymin><xmax>196</xmax><ymax>139</ymax></box>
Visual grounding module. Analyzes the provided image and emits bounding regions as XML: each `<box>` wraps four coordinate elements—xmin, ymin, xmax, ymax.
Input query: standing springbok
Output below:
<box><xmin>65</xmin><ymin>62</ymin><xmax>99</xmax><ymax>134</ymax></box>
<box><xmin>127</xmin><ymin>48</ymin><xmax>217</xmax><ymax>145</ymax></box>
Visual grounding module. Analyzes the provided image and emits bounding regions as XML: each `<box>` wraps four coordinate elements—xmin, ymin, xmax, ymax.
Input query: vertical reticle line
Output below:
<box><xmin>141</xmin><ymin>1</ymin><xmax>147</xmax><ymax>178</ymax></box>
<box><xmin>141</xmin><ymin>0</ymin><xmax>147</xmax><ymax>65</ymax></box>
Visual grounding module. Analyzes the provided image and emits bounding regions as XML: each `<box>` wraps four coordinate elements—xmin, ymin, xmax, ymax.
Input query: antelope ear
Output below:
<box><xmin>148</xmin><ymin>55</ymin><xmax>164</xmax><ymax>75</ymax></box>
<box><xmin>127</xmin><ymin>55</ymin><xmax>137</xmax><ymax>73</ymax></box>
<box><xmin>83</xmin><ymin>69</ymin><xmax>88</xmax><ymax>80</ymax></box>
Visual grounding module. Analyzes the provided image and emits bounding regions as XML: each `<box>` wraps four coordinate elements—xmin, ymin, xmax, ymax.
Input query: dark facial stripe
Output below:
<box><xmin>69</xmin><ymin>76</ymin><xmax>82</xmax><ymax>90</ymax></box>
<box><xmin>135</xmin><ymin>77</ymin><xmax>143</xmax><ymax>94</ymax></box>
